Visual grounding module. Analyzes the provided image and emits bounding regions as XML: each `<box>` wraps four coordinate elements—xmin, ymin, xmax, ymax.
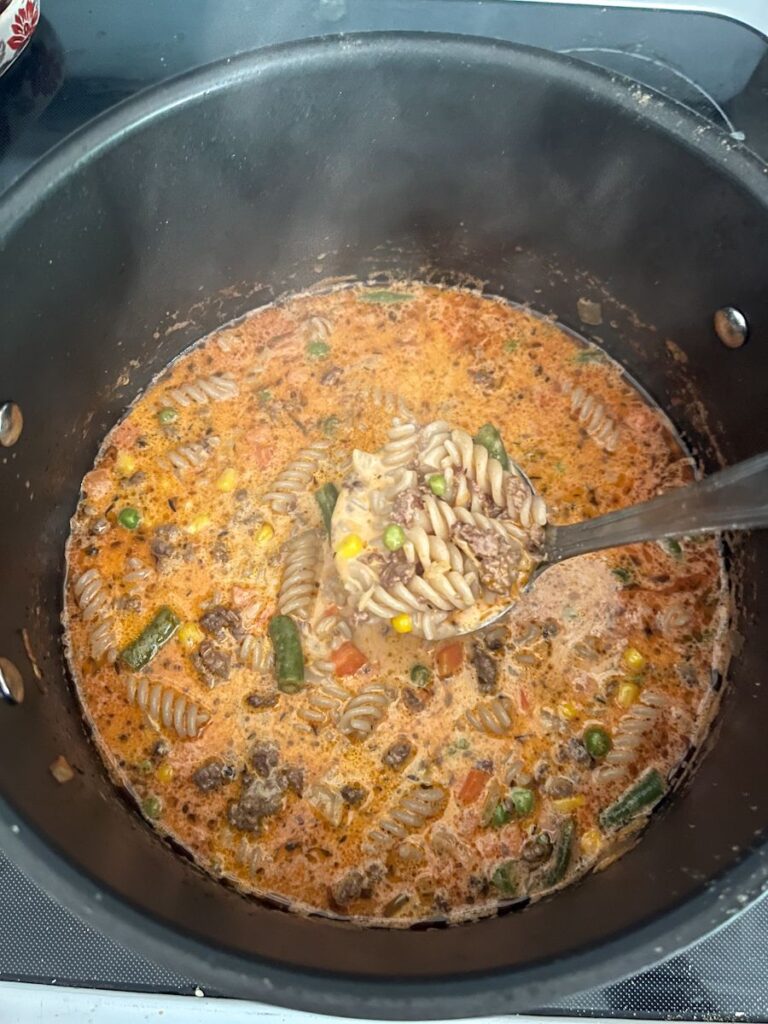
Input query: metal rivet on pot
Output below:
<box><xmin>0</xmin><ymin>401</ymin><xmax>23</xmax><ymax>447</ymax></box>
<box><xmin>0</xmin><ymin>658</ymin><xmax>24</xmax><ymax>705</ymax></box>
<box><xmin>714</xmin><ymin>307</ymin><xmax>748</xmax><ymax>349</ymax></box>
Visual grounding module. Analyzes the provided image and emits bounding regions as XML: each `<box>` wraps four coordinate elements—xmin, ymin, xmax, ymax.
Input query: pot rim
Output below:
<box><xmin>2</xmin><ymin>32</ymin><xmax>768</xmax><ymax>1019</ymax></box>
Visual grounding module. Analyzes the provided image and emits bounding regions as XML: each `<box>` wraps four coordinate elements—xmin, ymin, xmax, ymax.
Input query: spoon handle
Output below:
<box><xmin>544</xmin><ymin>452</ymin><xmax>768</xmax><ymax>564</ymax></box>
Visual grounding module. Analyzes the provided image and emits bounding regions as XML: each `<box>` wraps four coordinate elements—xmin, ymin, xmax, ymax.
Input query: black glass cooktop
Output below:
<box><xmin>2</xmin><ymin>1</ymin><xmax>767</xmax><ymax>1017</ymax></box>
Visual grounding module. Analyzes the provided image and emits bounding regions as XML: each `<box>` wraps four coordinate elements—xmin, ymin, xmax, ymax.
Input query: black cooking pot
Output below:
<box><xmin>1</xmin><ymin>34</ymin><xmax>767</xmax><ymax>1019</ymax></box>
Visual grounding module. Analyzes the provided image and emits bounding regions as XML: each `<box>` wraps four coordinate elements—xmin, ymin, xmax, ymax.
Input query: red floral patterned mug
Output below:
<box><xmin>0</xmin><ymin>0</ymin><xmax>40</xmax><ymax>76</ymax></box>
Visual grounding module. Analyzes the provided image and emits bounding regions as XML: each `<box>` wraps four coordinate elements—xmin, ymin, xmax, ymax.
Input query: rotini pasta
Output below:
<box><xmin>160</xmin><ymin>435</ymin><xmax>220</xmax><ymax>474</ymax></box>
<box><xmin>596</xmin><ymin>691</ymin><xmax>668</xmax><ymax>783</ymax></box>
<box><xmin>563</xmin><ymin>382</ymin><xmax>621</xmax><ymax>452</ymax></box>
<box><xmin>167</xmin><ymin>374</ymin><xmax>238</xmax><ymax>407</ymax></box>
<box><xmin>338</xmin><ymin>683</ymin><xmax>394</xmax><ymax>740</ymax></box>
<box><xmin>124</xmin><ymin>556</ymin><xmax>153</xmax><ymax>592</ymax></box>
<box><xmin>125</xmin><ymin>676</ymin><xmax>210</xmax><ymax>738</ymax></box>
<box><xmin>333</xmin><ymin>419</ymin><xmax>545</xmax><ymax>636</ymax></box>
<box><xmin>239</xmin><ymin>634</ymin><xmax>273</xmax><ymax>674</ymax></box>
<box><xmin>264</xmin><ymin>440</ymin><xmax>331</xmax><ymax>514</ymax></box>
<box><xmin>466</xmin><ymin>696</ymin><xmax>515</xmax><ymax>736</ymax></box>
<box><xmin>363</xmin><ymin>786</ymin><xmax>448</xmax><ymax>854</ymax></box>
<box><xmin>73</xmin><ymin>569</ymin><xmax>117</xmax><ymax>663</ymax></box>
<box><xmin>278</xmin><ymin>529</ymin><xmax>322</xmax><ymax>621</ymax></box>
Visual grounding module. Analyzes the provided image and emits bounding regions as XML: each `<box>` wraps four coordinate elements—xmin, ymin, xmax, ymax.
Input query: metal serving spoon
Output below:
<box><xmin>468</xmin><ymin>451</ymin><xmax>768</xmax><ymax>635</ymax></box>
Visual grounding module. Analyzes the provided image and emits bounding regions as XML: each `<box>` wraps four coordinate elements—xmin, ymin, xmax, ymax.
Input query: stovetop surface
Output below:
<box><xmin>1</xmin><ymin>1</ymin><xmax>768</xmax><ymax>1018</ymax></box>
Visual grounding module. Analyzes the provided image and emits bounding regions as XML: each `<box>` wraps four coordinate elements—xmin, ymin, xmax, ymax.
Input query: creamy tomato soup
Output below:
<box><xmin>64</xmin><ymin>284</ymin><xmax>728</xmax><ymax>925</ymax></box>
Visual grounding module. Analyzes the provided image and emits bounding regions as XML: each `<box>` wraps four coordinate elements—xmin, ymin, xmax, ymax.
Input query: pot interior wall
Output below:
<box><xmin>1</xmin><ymin>35</ymin><xmax>767</xmax><ymax>1014</ymax></box>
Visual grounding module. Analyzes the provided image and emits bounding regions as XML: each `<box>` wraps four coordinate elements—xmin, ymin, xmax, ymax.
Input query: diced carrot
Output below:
<box><xmin>458</xmin><ymin>768</ymin><xmax>490</xmax><ymax>806</ymax></box>
<box><xmin>436</xmin><ymin>642</ymin><xmax>464</xmax><ymax>678</ymax></box>
<box><xmin>331</xmin><ymin>642</ymin><xmax>368</xmax><ymax>677</ymax></box>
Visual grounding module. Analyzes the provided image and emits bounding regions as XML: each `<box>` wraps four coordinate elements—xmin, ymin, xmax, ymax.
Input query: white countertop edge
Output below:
<box><xmin>0</xmin><ymin>981</ymin><xmax>682</xmax><ymax>1024</ymax></box>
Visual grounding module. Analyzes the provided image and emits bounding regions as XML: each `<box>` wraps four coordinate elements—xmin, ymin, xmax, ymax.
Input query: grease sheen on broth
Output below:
<box><xmin>64</xmin><ymin>283</ymin><xmax>729</xmax><ymax>925</ymax></box>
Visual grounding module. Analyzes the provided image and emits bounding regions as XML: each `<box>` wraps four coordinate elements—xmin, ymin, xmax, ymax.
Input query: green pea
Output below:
<box><xmin>428</xmin><ymin>473</ymin><xmax>447</xmax><ymax>497</ymax></box>
<box><xmin>158</xmin><ymin>407</ymin><xmax>177</xmax><ymax>424</ymax></box>
<box><xmin>118</xmin><ymin>507</ymin><xmax>141</xmax><ymax>530</ymax></box>
<box><xmin>383</xmin><ymin>523</ymin><xmax>406</xmax><ymax>551</ymax></box>
<box><xmin>142</xmin><ymin>795</ymin><xmax>162</xmax><ymax>819</ymax></box>
<box><xmin>490</xmin><ymin>802</ymin><xmax>511</xmax><ymax>828</ymax></box>
<box><xmin>409</xmin><ymin>664</ymin><xmax>431</xmax><ymax>687</ymax></box>
<box><xmin>137</xmin><ymin>759</ymin><xmax>152</xmax><ymax>775</ymax></box>
<box><xmin>508</xmin><ymin>786</ymin><xmax>535</xmax><ymax>817</ymax></box>
<box><xmin>258</xmin><ymin>389</ymin><xmax>272</xmax><ymax>405</ymax></box>
<box><xmin>584</xmin><ymin>724</ymin><xmax>613</xmax><ymax>759</ymax></box>
<box><xmin>306</xmin><ymin>340</ymin><xmax>330</xmax><ymax>360</ymax></box>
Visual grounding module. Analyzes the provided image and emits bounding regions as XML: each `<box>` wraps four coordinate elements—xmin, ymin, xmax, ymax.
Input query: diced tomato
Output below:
<box><xmin>252</xmin><ymin>445</ymin><xmax>273</xmax><ymax>469</ymax></box>
<box><xmin>331</xmin><ymin>642</ymin><xmax>368</xmax><ymax>677</ymax></box>
<box><xmin>458</xmin><ymin>768</ymin><xmax>490</xmax><ymax>806</ymax></box>
<box><xmin>231</xmin><ymin>586</ymin><xmax>256</xmax><ymax>609</ymax></box>
<box><xmin>517</xmin><ymin>686</ymin><xmax>531</xmax><ymax>715</ymax></box>
<box><xmin>436</xmin><ymin>642</ymin><xmax>464</xmax><ymax>679</ymax></box>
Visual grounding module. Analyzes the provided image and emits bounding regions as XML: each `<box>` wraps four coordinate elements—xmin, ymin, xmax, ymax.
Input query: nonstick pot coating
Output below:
<box><xmin>1</xmin><ymin>34</ymin><xmax>767</xmax><ymax>1018</ymax></box>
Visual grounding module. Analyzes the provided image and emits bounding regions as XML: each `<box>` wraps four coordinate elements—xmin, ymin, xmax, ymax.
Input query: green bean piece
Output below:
<box><xmin>315</xmin><ymin>483</ymin><xmax>339</xmax><ymax>537</ymax></box>
<box><xmin>544</xmin><ymin>817</ymin><xmax>575</xmax><ymax>887</ymax></box>
<box><xmin>306</xmin><ymin>340</ymin><xmax>330</xmax><ymax>360</ymax></box>
<box><xmin>473</xmin><ymin>423</ymin><xmax>510</xmax><ymax>471</ymax></box>
<box><xmin>157</xmin><ymin>407</ymin><xmax>177</xmax><ymax>424</ymax></box>
<box><xmin>383</xmin><ymin>523</ymin><xmax>406</xmax><ymax>551</ymax></box>
<box><xmin>118</xmin><ymin>507</ymin><xmax>141</xmax><ymax>530</ymax></box>
<box><xmin>584</xmin><ymin>725</ymin><xmax>613</xmax><ymax>760</ymax></box>
<box><xmin>491</xmin><ymin>859</ymin><xmax>518</xmax><ymax>896</ymax></box>
<box><xmin>357</xmin><ymin>290</ymin><xmax>415</xmax><ymax>305</ymax></box>
<box><xmin>599</xmin><ymin>769</ymin><xmax>666</xmax><ymax>832</ymax></box>
<box><xmin>268</xmin><ymin>615</ymin><xmax>305</xmax><ymax>693</ymax></box>
<box><xmin>612</xmin><ymin>565</ymin><xmax>635</xmax><ymax>587</ymax></box>
<box><xmin>508</xmin><ymin>786</ymin><xmax>535</xmax><ymax>817</ymax></box>
<box><xmin>660</xmin><ymin>537</ymin><xmax>683</xmax><ymax>558</ymax></box>
<box><xmin>121</xmin><ymin>606</ymin><xmax>180</xmax><ymax>670</ymax></box>
<box><xmin>409</xmin><ymin>663</ymin><xmax>432</xmax><ymax>687</ymax></box>
<box><xmin>428</xmin><ymin>473</ymin><xmax>447</xmax><ymax>497</ymax></box>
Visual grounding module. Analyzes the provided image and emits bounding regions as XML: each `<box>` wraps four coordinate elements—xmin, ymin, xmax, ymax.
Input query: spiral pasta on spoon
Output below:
<box><xmin>332</xmin><ymin>420</ymin><xmax>547</xmax><ymax>638</ymax></box>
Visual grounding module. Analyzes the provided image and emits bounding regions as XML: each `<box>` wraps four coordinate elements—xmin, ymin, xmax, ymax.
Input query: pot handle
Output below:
<box><xmin>509</xmin><ymin>0</ymin><xmax>767</xmax><ymax>40</ymax></box>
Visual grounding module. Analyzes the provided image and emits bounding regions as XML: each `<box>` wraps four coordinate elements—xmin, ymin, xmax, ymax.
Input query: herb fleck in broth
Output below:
<box><xmin>63</xmin><ymin>283</ymin><xmax>729</xmax><ymax>925</ymax></box>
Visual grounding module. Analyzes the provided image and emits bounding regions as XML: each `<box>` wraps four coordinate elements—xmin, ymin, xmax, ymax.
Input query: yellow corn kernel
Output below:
<box><xmin>216</xmin><ymin>467</ymin><xmax>238</xmax><ymax>492</ymax></box>
<box><xmin>336</xmin><ymin>533</ymin><xmax>364</xmax><ymax>559</ymax></box>
<box><xmin>255</xmin><ymin>522</ymin><xmax>275</xmax><ymax>544</ymax></box>
<box><xmin>623</xmin><ymin>646</ymin><xmax>646</xmax><ymax>672</ymax></box>
<box><xmin>617</xmin><ymin>681</ymin><xmax>641</xmax><ymax>708</ymax></box>
<box><xmin>156</xmin><ymin>763</ymin><xmax>174</xmax><ymax>784</ymax></box>
<box><xmin>558</xmin><ymin>701</ymin><xmax>579</xmax><ymax>720</ymax></box>
<box><xmin>115</xmin><ymin>451</ymin><xmax>137</xmax><ymax>477</ymax></box>
<box><xmin>186</xmin><ymin>514</ymin><xmax>211</xmax><ymax>535</ymax></box>
<box><xmin>178</xmin><ymin>622</ymin><xmax>204</xmax><ymax>649</ymax></box>
<box><xmin>581</xmin><ymin>828</ymin><xmax>603</xmax><ymax>857</ymax></box>
<box><xmin>391</xmin><ymin>613</ymin><xmax>413</xmax><ymax>634</ymax></box>
<box><xmin>551</xmin><ymin>795</ymin><xmax>585</xmax><ymax>815</ymax></box>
